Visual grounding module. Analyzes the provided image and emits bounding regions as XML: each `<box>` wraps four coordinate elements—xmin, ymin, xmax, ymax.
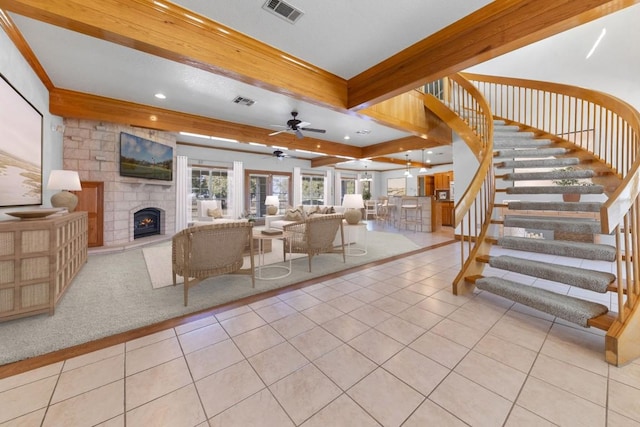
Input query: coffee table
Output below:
<box><xmin>252</xmin><ymin>229</ymin><xmax>292</xmax><ymax>280</ymax></box>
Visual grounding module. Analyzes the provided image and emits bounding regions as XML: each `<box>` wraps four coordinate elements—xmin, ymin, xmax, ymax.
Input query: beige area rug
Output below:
<box><xmin>143</xmin><ymin>239</ymin><xmax>304</xmax><ymax>289</ymax></box>
<box><xmin>0</xmin><ymin>231</ymin><xmax>433</xmax><ymax>365</ymax></box>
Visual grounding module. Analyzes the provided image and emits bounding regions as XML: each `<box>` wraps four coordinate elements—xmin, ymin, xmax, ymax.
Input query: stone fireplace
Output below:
<box><xmin>62</xmin><ymin>119</ymin><xmax>177</xmax><ymax>247</ymax></box>
<box><xmin>133</xmin><ymin>208</ymin><xmax>161</xmax><ymax>239</ymax></box>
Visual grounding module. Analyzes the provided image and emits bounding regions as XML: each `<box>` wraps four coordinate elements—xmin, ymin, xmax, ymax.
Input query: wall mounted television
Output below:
<box><xmin>119</xmin><ymin>132</ymin><xmax>173</xmax><ymax>181</ymax></box>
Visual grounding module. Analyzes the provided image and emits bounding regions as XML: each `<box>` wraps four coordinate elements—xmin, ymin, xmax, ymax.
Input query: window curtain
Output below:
<box><xmin>175</xmin><ymin>155</ymin><xmax>189</xmax><ymax>232</ymax></box>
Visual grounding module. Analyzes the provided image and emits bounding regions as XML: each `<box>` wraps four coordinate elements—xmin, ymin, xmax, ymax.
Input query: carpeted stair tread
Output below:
<box><xmin>493</xmin><ymin>125</ymin><xmax>521</xmax><ymax>132</ymax></box>
<box><xmin>496</xmin><ymin>158</ymin><xmax>580</xmax><ymax>169</ymax></box>
<box><xmin>506</xmin><ymin>185</ymin><xmax>604</xmax><ymax>195</ymax></box>
<box><xmin>493</xmin><ymin>140</ymin><xmax>554</xmax><ymax>150</ymax></box>
<box><xmin>502</xmin><ymin>169</ymin><xmax>595</xmax><ymax>182</ymax></box>
<box><xmin>503</xmin><ymin>215</ymin><xmax>601</xmax><ymax>234</ymax></box>
<box><xmin>476</xmin><ymin>277</ymin><xmax>608</xmax><ymax>327</ymax></box>
<box><xmin>494</xmin><ymin>148</ymin><xmax>570</xmax><ymax>158</ymax></box>
<box><xmin>506</xmin><ymin>201</ymin><xmax>602</xmax><ymax>212</ymax></box>
<box><xmin>498</xmin><ymin>236</ymin><xmax>616</xmax><ymax>261</ymax></box>
<box><xmin>487</xmin><ymin>255</ymin><xmax>615</xmax><ymax>292</ymax></box>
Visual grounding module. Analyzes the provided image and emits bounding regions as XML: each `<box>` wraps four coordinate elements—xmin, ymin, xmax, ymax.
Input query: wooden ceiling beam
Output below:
<box><xmin>49</xmin><ymin>88</ymin><xmax>363</xmax><ymax>158</ymax></box>
<box><xmin>361</xmin><ymin>136</ymin><xmax>447</xmax><ymax>159</ymax></box>
<box><xmin>347</xmin><ymin>0</ymin><xmax>639</xmax><ymax>109</ymax></box>
<box><xmin>0</xmin><ymin>0</ymin><xmax>348</xmax><ymax>111</ymax></box>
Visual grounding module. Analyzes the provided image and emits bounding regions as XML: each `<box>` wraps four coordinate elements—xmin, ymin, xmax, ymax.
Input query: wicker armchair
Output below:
<box><xmin>282</xmin><ymin>213</ymin><xmax>346</xmax><ymax>272</ymax></box>
<box><xmin>172</xmin><ymin>222</ymin><xmax>255</xmax><ymax>306</ymax></box>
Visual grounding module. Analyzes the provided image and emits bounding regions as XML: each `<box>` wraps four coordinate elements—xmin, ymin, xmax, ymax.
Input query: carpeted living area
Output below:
<box><xmin>0</xmin><ymin>231</ymin><xmax>429</xmax><ymax>365</ymax></box>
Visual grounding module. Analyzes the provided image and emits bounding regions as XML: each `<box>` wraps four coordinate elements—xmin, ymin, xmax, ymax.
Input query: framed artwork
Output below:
<box><xmin>437</xmin><ymin>190</ymin><xmax>450</xmax><ymax>200</ymax></box>
<box><xmin>387</xmin><ymin>177</ymin><xmax>406</xmax><ymax>196</ymax></box>
<box><xmin>0</xmin><ymin>73</ymin><xmax>43</xmax><ymax>207</ymax></box>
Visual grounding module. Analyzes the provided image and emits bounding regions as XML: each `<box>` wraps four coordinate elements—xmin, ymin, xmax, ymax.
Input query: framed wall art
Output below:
<box><xmin>0</xmin><ymin>73</ymin><xmax>43</xmax><ymax>207</ymax></box>
<box><xmin>387</xmin><ymin>177</ymin><xmax>406</xmax><ymax>196</ymax></box>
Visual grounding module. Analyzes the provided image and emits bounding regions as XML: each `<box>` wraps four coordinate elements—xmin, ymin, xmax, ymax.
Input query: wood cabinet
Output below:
<box><xmin>434</xmin><ymin>171</ymin><xmax>454</xmax><ymax>190</ymax></box>
<box><xmin>0</xmin><ymin>212</ymin><xmax>88</xmax><ymax>321</ymax></box>
<box><xmin>440</xmin><ymin>201</ymin><xmax>454</xmax><ymax>226</ymax></box>
<box><xmin>418</xmin><ymin>175</ymin><xmax>434</xmax><ymax>196</ymax></box>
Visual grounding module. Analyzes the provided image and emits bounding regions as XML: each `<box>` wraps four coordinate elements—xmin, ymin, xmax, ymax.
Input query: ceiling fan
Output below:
<box><xmin>269</xmin><ymin>111</ymin><xmax>326</xmax><ymax>139</ymax></box>
<box><xmin>271</xmin><ymin>149</ymin><xmax>294</xmax><ymax>160</ymax></box>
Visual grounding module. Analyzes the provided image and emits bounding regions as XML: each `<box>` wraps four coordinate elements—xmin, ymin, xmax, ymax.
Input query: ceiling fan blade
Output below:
<box><xmin>297</xmin><ymin>121</ymin><xmax>311</xmax><ymax>128</ymax></box>
<box><xmin>269</xmin><ymin>129</ymin><xmax>289</xmax><ymax>136</ymax></box>
<box><xmin>295</xmin><ymin>129</ymin><xmax>304</xmax><ymax>139</ymax></box>
<box><xmin>300</xmin><ymin>127</ymin><xmax>326</xmax><ymax>133</ymax></box>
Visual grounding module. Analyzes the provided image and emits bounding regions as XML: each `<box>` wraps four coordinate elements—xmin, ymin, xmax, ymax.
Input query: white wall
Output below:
<box><xmin>0</xmin><ymin>29</ymin><xmax>64</xmax><ymax>220</ymax></box>
<box><xmin>466</xmin><ymin>5</ymin><xmax>640</xmax><ymax>110</ymax></box>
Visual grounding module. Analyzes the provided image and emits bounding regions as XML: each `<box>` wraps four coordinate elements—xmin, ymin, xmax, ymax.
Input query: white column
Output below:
<box><xmin>325</xmin><ymin>169</ymin><xmax>334</xmax><ymax>206</ymax></box>
<box><xmin>175</xmin><ymin>155</ymin><xmax>189</xmax><ymax>232</ymax></box>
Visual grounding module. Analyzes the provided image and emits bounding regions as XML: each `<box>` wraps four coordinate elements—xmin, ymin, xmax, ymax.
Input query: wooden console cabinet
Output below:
<box><xmin>0</xmin><ymin>212</ymin><xmax>88</xmax><ymax>321</ymax></box>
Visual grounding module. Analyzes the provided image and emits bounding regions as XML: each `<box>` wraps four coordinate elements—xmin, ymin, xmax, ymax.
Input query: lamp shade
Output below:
<box><xmin>264</xmin><ymin>195</ymin><xmax>279</xmax><ymax>206</ymax></box>
<box><xmin>47</xmin><ymin>170</ymin><xmax>81</xmax><ymax>212</ymax></box>
<box><xmin>264</xmin><ymin>195</ymin><xmax>279</xmax><ymax>215</ymax></box>
<box><xmin>47</xmin><ymin>170</ymin><xmax>82</xmax><ymax>191</ymax></box>
<box><xmin>342</xmin><ymin>194</ymin><xmax>364</xmax><ymax>209</ymax></box>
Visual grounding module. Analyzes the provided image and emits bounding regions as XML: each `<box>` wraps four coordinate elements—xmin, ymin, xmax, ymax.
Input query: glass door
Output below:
<box><xmin>246</xmin><ymin>171</ymin><xmax>291</xmax><ymax>219</ymax></box>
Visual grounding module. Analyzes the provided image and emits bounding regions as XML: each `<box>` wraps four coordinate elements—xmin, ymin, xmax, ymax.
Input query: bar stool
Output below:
<box><xmin>376</xmin><ymin>197</ymin><xmax>390</xmax><ymax>224</ymax></box>
<box><xmin>399</xmin><ymin>196</ymin><xmax>423</xmax><ymax>231</ymax></box>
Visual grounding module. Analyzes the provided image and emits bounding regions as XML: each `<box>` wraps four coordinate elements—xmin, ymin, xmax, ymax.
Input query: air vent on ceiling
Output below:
<box><xmin>232</xmin><ymin>96</ymin><xmax>256</xmax><ymax>106</ymax></box>
<box><xmin>262</xmin><ymin>0</ymin><xmax>304</xmax><ymax>24</ymax></box>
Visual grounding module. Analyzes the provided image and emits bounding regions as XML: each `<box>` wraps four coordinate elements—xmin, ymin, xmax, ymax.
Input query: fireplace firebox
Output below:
<box><xmin>134</xmin><ymin>208</ymin><xmax>161</xmax><ymax>239</ymax></box>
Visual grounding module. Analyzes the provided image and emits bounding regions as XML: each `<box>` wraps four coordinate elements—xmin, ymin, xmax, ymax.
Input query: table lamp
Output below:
<box><xmin>342</xmin><ymin>194</ymin><xmax>364</xmax><ymax>224</ymax></box>
<box><xmin>47</xmin><ymin>170</ymin><xmax>82</xmax><ymax>212</ymax></box>
<box><xmin>265</xmin><ymin>195</ymin><xmax>280</xmax><ymax>215</ymax></box>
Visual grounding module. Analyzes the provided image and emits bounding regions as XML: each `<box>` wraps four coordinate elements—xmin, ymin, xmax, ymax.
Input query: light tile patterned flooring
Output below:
<box><xmin>2</xmin><ymin>230</ymin><xmax>640</xmax><ymax>426</ymax></box>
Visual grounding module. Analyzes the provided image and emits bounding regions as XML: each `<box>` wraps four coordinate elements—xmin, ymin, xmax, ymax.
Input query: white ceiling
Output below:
<box><xmin>7</xmin><ymin>1</ymin><xmax>635</xmax><ymax>170</ymax></box>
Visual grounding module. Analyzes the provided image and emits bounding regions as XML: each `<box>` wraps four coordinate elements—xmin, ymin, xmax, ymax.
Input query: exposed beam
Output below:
<box><xmin>347</xmin><ymin>0</ymin><xmax>639</xmax><ymax>109</ymax></box>
<box><xmin>49</xmin><ymin>88</ymin><xmax>363</xmax><ymax>158</ymax></box>
<box><xmin>362</xmin><ymin>136</ymin><xmax>447</xmax><ymax>159</ymax></box>
<box><xmin>0</xmin><ymin>0</ymin><xmax>348</xmax><ymax>111</ymax></box>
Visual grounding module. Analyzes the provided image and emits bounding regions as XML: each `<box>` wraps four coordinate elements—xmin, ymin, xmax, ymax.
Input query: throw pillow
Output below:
<box><xmin>284</xmin><ymin>207</ymin><xmax>304</xmax><ymax>222</ymax></box>
<box><xmin>207</xmin><ymin>208</ymin><xmax>223</xmax><ymax>219</ymax></box>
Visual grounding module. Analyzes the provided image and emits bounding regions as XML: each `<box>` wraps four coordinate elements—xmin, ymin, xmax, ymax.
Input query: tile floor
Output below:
<box><xmin>2</xmin><ymin>228</ymin><xmax>640</xmax><ymax>426</ymax></box>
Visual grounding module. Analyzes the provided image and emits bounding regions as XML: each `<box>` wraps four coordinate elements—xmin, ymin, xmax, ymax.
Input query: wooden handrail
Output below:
<box><xmin>422</xmin><ymin>74</ymin><xmax>495</xmax><ymax>295</ymax></box>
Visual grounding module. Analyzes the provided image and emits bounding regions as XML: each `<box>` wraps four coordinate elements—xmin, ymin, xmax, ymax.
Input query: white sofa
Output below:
<box><xmin>265</xmin><ymin>205</ymin><xmax>355</xmax><ymax>246</ymax></box>
<box><xmin>192</xmin><ymin>200</ymin><xmax>239</xmax><ymax>225</ymax></box>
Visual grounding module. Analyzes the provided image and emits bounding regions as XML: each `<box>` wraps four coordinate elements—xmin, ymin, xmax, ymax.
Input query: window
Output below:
<box><xmin>301</xmin><ymin>175</ymin><xmax>324</xmax><ymax>206</ymax></box>
<box><xmin>191</xmin><ymin>167</ymin><xmax>228</xmax><ymax>212</ymax></box>
<box><xmin>340</xmin><ymin>177</ymin><xmax>356</xmax><ymax>204</ymax></box>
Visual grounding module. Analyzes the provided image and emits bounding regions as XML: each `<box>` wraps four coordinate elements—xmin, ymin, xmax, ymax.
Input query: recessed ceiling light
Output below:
<box><xmin>427</xmin><ymin>150</ymin><xmax>433</xmax><ymax>154</ymax></box>
<box><xmin>154</xmin><ymin>93</ymin><xmax>166</xmax><ymax>99</ymax></box>
<box><xmin>344</xmin><ymin>136</ymin><xmax>350</xmax><ymax>140</ymax></box>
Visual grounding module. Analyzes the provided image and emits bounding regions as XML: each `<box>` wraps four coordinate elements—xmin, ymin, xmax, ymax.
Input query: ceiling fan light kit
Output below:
<box><xmin>269</xmin><ymin>111</ymin><xmax>326</xmax><ymax>139</ymax></box>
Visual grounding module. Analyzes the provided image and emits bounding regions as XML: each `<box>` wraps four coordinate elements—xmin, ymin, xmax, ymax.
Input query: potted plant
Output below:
<box><xmin>552</xmin><ymin>167</ymin><xmax>593</xmax><ymax>202</ymax></box>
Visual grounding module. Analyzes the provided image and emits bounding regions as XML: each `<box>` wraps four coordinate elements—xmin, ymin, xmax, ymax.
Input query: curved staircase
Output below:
<box><xmin>470</xmin><ymin>121</ymin><xmax>618</xmax><ymax>330</ymax></box>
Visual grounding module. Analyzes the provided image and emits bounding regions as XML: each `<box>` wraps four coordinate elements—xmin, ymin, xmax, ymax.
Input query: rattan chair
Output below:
<box><xmin>172</xmin><ymin>222</ymin><xmax>255</xmax><ymax>306</ymax></box>
<box><xmin>282</xmin><ymin>213</ymin><xmax>346</xmax><ymax>272</ymax></box>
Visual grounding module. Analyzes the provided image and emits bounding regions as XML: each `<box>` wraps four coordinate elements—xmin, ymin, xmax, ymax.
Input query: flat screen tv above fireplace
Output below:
<box><xmin>119</xmin><ymin>132</ymin><xmax>173</xmax><ymax>181</ymax></box>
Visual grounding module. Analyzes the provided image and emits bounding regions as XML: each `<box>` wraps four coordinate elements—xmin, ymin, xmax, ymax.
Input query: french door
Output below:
<box><xmin>245</xmin><ymin>171</ymin><xmax>291</xmax><ymax>219</ymax></box>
